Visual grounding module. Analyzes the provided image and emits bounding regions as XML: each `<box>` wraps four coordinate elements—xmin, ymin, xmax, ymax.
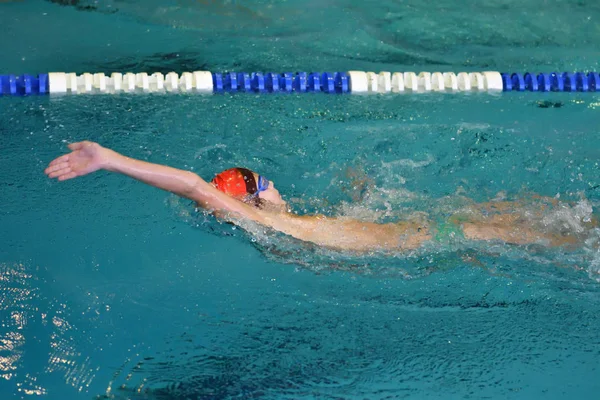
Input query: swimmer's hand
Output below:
<box><xmin>45</xmin><ymin>141</ymin><xmax>112</xmax><ymax>181</ymax></box>
<box><xmin>44</xmin><ymin>140</ymin><xmax>269</xmax><ymax>229</ymax></box>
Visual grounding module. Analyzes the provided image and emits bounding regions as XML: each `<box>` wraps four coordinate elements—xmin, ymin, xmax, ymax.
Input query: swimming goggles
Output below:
<box><xmin>255</xmin><ymin>175</ymin><xmax>270</xmax><ymax>195</ymax></box>
<box><xmin>234</xmin><ymin>167</ymin><xmax>270</xmax><ymax>197</ymax></box>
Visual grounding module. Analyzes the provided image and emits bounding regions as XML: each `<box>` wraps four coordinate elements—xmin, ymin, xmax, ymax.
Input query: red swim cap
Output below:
<box><xmin>211</xmin><ymin>168</ymin><xmax>257</xmax><ymax>198</ymax></box>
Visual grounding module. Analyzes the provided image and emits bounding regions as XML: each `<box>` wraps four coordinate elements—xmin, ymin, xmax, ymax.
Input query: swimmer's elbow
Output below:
<box><xmin>186</xmin><ymin>173</ymin><xmax>210</xmax><ymax>201</ymax></box>
<box><xmin>188</xmin><ymin>174</ymin><xmax>228</xmax><ymax>210</ymax></box>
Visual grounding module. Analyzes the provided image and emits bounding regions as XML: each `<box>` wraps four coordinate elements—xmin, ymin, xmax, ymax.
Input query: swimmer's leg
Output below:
<box><xmin>456</xmin><ymin>211</ymin><xmax>587</xmax><ymax>247</ymax></box>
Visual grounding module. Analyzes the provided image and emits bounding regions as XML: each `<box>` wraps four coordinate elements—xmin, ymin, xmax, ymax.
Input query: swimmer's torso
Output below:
<box><xmin>260</xmin><ymin>211</ymin><xmax>432</xmax><ymax>252</ymax></box>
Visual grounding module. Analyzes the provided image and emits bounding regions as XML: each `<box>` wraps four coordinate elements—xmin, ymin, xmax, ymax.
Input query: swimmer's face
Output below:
<box><xmin>251</xmin><ymin>172</ymin><xmax>287</xmax><ymax>206</ymax></box>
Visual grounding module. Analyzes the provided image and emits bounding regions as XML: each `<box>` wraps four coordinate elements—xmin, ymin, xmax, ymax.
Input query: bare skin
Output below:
<box><xmin>459</xmin><ymin>198</ymin><xmax>596</xmax><ymax>247</ymax></box>
<box><xmin>44</xmin><ymin>141</ymin><xmax>587</xmax><ymax>252</ymax></box>
<box><xmin>462</xmin><ymin>217</ymin><xmax>577</xmax><ymax>247</ymax></box>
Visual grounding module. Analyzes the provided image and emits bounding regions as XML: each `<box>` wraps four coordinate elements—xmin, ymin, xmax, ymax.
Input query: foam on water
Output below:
<box><xmin>169</xmin><ymin>180</ymin><xmax>600</xmax><ymax>283</ymax></box>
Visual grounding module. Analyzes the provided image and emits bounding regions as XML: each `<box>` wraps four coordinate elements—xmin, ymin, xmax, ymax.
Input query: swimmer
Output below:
<box><xmin>44</xmin><ymin>141</ymin><xmax>592</xmax><ymax>252</ymax></box>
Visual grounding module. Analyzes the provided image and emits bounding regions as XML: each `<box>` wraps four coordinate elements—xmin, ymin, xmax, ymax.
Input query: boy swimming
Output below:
<box><xmin>45</xmin><ymin>141</ymin><xmax>590</xmax><ymax>252</ymax></box>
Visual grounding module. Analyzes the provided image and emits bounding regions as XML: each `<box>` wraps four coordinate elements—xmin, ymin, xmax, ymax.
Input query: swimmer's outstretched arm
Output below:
<box><xmin>44</xmin><ymin>141</ymin><xmax>268</xmax><ymax>222</ymax></box>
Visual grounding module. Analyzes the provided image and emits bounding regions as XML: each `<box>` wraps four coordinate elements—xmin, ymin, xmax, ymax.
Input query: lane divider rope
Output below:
<box><xmin>0</xmin><ymin>71</ymin><xmax>597</xmax><ymax>96</ymax></box>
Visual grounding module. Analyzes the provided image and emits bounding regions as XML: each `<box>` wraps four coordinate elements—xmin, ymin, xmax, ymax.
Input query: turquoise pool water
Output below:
<box><xmin>2</xmin><ymin>1</ymin><xmax>600</xmax><ymax>399</ymax></box>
